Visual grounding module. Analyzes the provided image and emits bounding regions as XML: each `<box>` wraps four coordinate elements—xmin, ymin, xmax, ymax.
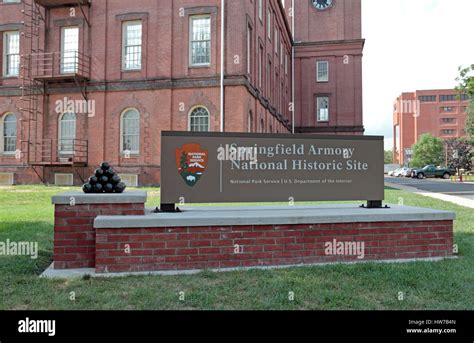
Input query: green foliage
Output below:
<box><xmin>456</xmin><ymin>64</ymin><xmax>474</xmax><ymax>96</ymax></box>
<box><xmin>465</xmin><ymin>101</ymin><xmax>474</xmax><ymax>137</ymax></box>
<box><xmin>384</xmin><ymin>150</ymin><xmax>394</xmax><ymax>164</ymax></box>
<box><xmin>411</xmin><ymin>134</ymin><xmax>444</xmax><ymax>168</ymax></box>
<box><xmin>446</xmin><ymin>138</ymin><xmax>473</xmax><ymax>171</ymax></box>
<box><xmin>456</xmin><ymin>65</ymin><xmax>474</xmax><ymax>137</ymax></box>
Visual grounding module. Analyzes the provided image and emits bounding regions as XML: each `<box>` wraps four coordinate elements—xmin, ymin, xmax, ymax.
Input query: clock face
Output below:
<box><xmin>312</xmin><ymin>0</ymin><xmax>333</xmax><ymax>10</ymax></box>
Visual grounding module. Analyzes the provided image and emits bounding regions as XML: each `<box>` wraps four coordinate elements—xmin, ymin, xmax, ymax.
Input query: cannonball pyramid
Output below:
<box><xmin>82</xmin><ymin>162</ymin><xmax>127</xmax><ymax>194</ymax></box>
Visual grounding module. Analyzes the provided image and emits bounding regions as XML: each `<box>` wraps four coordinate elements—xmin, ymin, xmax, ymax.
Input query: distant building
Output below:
<box><xmin>393</xmin><ymin>89</ymin><xmax>470</xmax><ymax>165</ymax></box>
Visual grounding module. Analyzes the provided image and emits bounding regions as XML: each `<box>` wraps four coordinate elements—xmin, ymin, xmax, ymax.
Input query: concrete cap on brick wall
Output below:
<box><xmin>52</xmin><ymin>191</ymin><xmax>147</xmax><ymax>205</ymax></box>
<box><xmin>94</xmin><ymin>204</ymin><xmax>455</xmax><ymax>229</ymax></box>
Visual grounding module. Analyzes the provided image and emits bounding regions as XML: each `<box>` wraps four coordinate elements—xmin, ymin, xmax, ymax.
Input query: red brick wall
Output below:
<box><xmin>294</xmin><ymin>0</ymin><xmax>361</xmax><ymax>43</ymax></box>
<box><xmin>95</xmin><ymin>220</ymin><xmax>454</xmax><ymax>273</ymax></box>
<box><xmin>54</xmin><ymin>203</ymin><xmax>145</xmax><ymax>269</ymax></box>
<box><xmin>294</xmin><ymin>42</ymin><xmax>364</xmax><ymax>133</ymax></box>
<box><xmin>293</xmin><ymin>0</ymin><xmax>364</xmax><ymax>134</ymax></box>
<box><xmin>0</xmin><ymin>0</ymin><xmax>366</xmax><ymax>184</ymax></box>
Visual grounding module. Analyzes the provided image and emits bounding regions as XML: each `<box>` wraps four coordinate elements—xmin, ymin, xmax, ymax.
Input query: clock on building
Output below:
<box><xmin>312</xmin><ymin>0</ymin><xmax>333</xmax><ymax>11</ymax></box>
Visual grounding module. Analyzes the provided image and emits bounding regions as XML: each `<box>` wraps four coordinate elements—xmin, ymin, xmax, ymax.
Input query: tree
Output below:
<box><xmin>384</xmin><ymin>149</ymin><xmax>394</xmax><ymax>164</ymax></box>
<box><xmin>466</xmin><ymin>101</ymin><xmax>474</xmax><ymax>137</ymax></box>
<box><xmin>179</xmin><ymin>151</ymin><xmax>188</xmax><ymax>171</ymax></box>
<box><xmin>446</xmin><ymin>138</ymin><xmax>473</xmax><ymax>171</ymax></box>
<box><xmin>410</xmin><ymin>133</ymin><xmax>444</xmax><ymax>168</ymax></box>
<box><xmin>455</xmin><ymin>65</ymin><xmax>474</xmax><ymax>137</ymax></box>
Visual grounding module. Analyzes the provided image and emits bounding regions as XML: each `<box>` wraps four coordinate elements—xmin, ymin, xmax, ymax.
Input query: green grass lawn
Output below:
<box><xmin>462</xmin><ymin>174</ymin><xmax>474</xmax><ymax>181</ymax></box>
<box><xmin>0</xmin><ymin>185</ymin><xmax>473</xmax><ymax>310</ymax></box>
<box><xmin>451</xmin><ymin>174</ymin><xmax>474</xmax><ymax>182</ymax></box>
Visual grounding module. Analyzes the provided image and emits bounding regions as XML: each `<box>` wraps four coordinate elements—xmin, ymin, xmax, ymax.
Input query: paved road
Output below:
<box><xmin>385</xmin><ymin>176</ymin><xmax>474</xmax><ymax>201</ymax></box>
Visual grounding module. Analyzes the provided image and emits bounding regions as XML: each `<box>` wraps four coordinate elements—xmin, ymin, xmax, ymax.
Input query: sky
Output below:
<box><xmin>362</xmin><ymin>0</ymin><xmax>474</xmax><ymax>150</ymax></box>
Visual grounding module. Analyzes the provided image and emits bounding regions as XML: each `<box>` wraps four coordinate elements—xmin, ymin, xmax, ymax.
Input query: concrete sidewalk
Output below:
<box><xmin>386</xmin><ymin>181</ymin><xmax>474</xmax><ymax>209</ymax></box>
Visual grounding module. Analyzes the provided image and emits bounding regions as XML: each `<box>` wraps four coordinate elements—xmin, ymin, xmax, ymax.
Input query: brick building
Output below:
<box><xmin>393</xmin><ymin>89</ymin><xmax>471</xmax><ymax>165</ymax></box>
<box><xmin>0</xmin><ymin>0</ymin><xmax>364</xmax><ymax>186</ymax></box>
<box><xmin>294</xmin><ymin>0</ymin><xmax>364</xmax><ymax>134</ymax></box>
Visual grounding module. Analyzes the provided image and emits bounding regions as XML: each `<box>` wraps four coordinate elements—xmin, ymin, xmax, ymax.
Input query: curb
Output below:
<box><xmin>385</xmin><ymin>182</ymin><xmax>474</xmax><ymax>209</ymax></box>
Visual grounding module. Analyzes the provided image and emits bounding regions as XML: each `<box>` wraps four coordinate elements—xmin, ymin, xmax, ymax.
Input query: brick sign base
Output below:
<box><xmin>52</xmin><ymin>192</ymin><xmax>455</xmax><ymax>274</ymax></box>
<box><xmin>94</xmin><ymin>221</ymin><xmax>454</xmax><ymax>274</ymax></box>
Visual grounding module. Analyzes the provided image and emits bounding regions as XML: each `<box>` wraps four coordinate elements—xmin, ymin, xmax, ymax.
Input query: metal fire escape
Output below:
<box><xmin>19</xmin><ymin>0</ymin><xmax>45</xmax><ymax>181</ymax></box>
<box><xmin>20</xmin><ymin>0</ymin><xmax>91</xmax><ymax>183</ymax></box>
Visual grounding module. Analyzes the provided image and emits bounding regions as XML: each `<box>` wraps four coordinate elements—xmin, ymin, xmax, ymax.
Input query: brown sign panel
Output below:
<box><xmin>161</xmin><ymin>132</ymin><xmax>384</xmax><ymax>205</ymax></box>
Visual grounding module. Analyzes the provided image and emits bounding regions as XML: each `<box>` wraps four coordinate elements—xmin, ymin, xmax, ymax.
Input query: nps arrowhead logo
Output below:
<box><xmin>176</xmin><ymin>144</ymin><xmax>208</xmax><ymax>187</ymax></box>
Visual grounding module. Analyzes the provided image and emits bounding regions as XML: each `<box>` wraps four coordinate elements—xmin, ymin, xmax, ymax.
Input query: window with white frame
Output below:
<box><xmin>121</xmin><ymin>108</ymin><xmax>140</xmax><ymax>154</ymax></box>
<box><xmin>61</xmin><ymin>27</ymin><xmax>79</xmax><ymax>74</ymax></box>
<box><xmin>2</xmin><ymin>0</ymin><xmax>21</xmax><ymax>3</ymax></box>
<box><xmin>317</xmin><ymin>61</ymin><xmax>329</xmax><ymax>82</ymax></box>
<box><xmin>268</xmin><ymin>56</ymin><xmax>272</xmax><ymax>98</ymax></box>
<box><xmin>2</xmin><ymin>113</ymin><xmax>16</xmax><ymax>153</ymax></box>
<box><xmin>274</xmin><ymin>29</ymin><xmax>278</xmax><ymax>53</ymax></box>
<box><xmin>248</xmin><ymin>111</ymin><xmax>253</xmax><ymax>133</ymax></box>
<box><xmin>189</xmin><ymin>106</ymin><xmax>210</xmax><ymax>132</ymax></box>
<box><xmin>190</xmin><ymin>16</ymin><xmax>211</xmax><ymax>66</ymax></box>
<box><xmin>441</xmin><ymin>129</ymin><xmax>456</xmax><ymax>135</ymax></box>
<box><xmin>122</xmin><ymin>21</ymin><xmax>142</xmax><ymax>70</ymax></box>
<box><xmin>316</xmin><ymin>97</ymin><xmax>329</xmax><ymax>122</ymax></box>
<box><xmin>280</xmin><ymin>41</ymin><xmax>283</xmax><ymax>65</ymax></box>
<box><xmin>3</xmin><ymin>31</ymin><xmax>20</xmax><ymax>77</ymax></box>
<box><xmin>281</xmin><ymin>80</ymin><xmax>284</xmax><ymax>113</ymax></box>
<box><xmin>258</xmin><ymin>44</ymin><xmax>263</xmax><ymax>89</ymax></box>
<box><xmin>267</xmin><ymin>9</ymin><xmax>271</xmax><ymax>39</ymax></box>
<box><xmin>59</xmin><ymin>112</ymin><xmax>76</xmax><ymax>154</ymax></box>
<box><xmin>247</xmin><ymin>24</ymin><xmax>252</xmax><ymax>76</ymax></box>
<box><xmin>258</xmin><ymin>0</ymin><xmax>263</xmax><ymax>21</ymax></box>
<box><xmin>276</xmin><ymin>71</ymin><xmax>280</xmax><ymax>111</ymax></box>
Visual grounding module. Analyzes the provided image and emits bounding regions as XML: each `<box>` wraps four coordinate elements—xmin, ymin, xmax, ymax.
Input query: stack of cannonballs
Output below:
<box><xmin>82</xmin><ymin>162</ymin><xmax>127</xmax><ymax>194</ymax></box>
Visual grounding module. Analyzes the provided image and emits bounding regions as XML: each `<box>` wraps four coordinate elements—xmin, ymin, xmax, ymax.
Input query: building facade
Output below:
<box><xmin>294</xmin><ymin>0</ymin><xmax>364</xmax><ymax>134</ymax></box>
<box><xmin>393</xmin><ymin>89</ymin><xmax>471</xmax><ymax>165</ymax></box>
<box><xmin>0</xmin><ymin>0</ymin><xmax>364</xmax><ymax>186</ymax></box>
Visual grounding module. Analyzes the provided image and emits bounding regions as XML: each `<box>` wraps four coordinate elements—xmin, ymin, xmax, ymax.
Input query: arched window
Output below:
<box><xmin>59</xmin><ymin>112</ymin><xmax>76</xmax><ymax>154</ymax></box>
<box><xmin>2</xmin><ymin>113</ymin><xmax>16</xmax><ymax>153</ymax></box>
<box><xmin>121</xmin><ymin>108</ymin><xmax>140</xmax><ymax>155</ymax></box>
<box><xmin>189</xmin><ymin>106</ymin><xmax>210</xmax><ymax>132</ymax></box>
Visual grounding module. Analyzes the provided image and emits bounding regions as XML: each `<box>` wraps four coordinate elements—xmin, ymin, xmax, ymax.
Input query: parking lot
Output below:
<box><xmin>386</xmin><ymin>176</ymin><xmax>474</xmax><ymax>201</ymax></box>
